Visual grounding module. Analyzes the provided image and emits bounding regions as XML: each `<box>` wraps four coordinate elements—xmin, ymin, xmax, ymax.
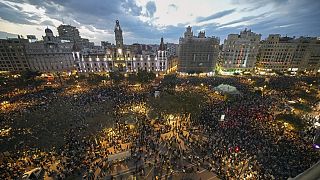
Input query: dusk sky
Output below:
<box><xmin>0</xmin><ymin>0</ymin><xmax>319</xmax><ymax>45</ymax></box>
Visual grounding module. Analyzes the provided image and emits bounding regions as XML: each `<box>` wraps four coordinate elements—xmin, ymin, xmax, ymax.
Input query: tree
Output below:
<box><xmin>32</xmin><ymin>78</ymin><xmax>45</xmax><ymax>90</ymax></box>
<box><xmin>56</xmin><ymin>72</ymin><xmax>63</xmax><ymax>85</ymax></box>
<box><xmin>87</xmin><ymin>73</ymin><xmax>106</xmax><ymax>85</ymax></box>
<box><xmin>127</xmin><ymin>73</ymin><xmax>138</xmax><ymax>84</ymax></box>
<box><xmin>137</xmin><ymin>70</ymin><xmax>156</xmax><ymax>83</ymax></box>
<box><xmin>109</xmin><ymin>71</ymin><xmax>124</xmax><ymax>84</ymax></box>
<box><xmin>162</xmin><ymin>74</ymin><xmax>177</xmax><ymax>89</ymax></box>
<box><xmin>18</xmin><ymin>70</ymin><xmax>43</xmax><ymax>88</ymax></box>
<box><xmin>20</xmin><ymin>70</ymin><xmax>41</xmax><ymax>81</ymax></box>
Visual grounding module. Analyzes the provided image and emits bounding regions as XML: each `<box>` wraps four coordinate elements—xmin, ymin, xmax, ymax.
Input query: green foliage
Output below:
<box><xmin>109</xmin><ymin>71</ymin><xmax>124</xmax><ymax>84</ymax></box>
<box><xmin>20</xmin><ymin>70</ymin><xmax>41</xmax><ymax>80</ymax></box>
<box><xmin>253</xmin><ymin>77</ymin><xmax>265</xmax><ymax>87</ymax></box>
<box><xmin>137</xmin><ymin>70</ymin><xmax>156</xmax><ymax>83</ymax></box>
<box><xmin>162</xmin><ymin>74</ymin><xmax>177</xmax><ymax>89</ymax></box>
<box><xmin>32</xmin><ymin>78</ymin><xmax>45</xmax><ymax>89</ymax></box>
<box><xmin>17</xmin><ymin>70</ymin><xmax>43</xmax><ymax>88</ymax></box>
<box><xmin>148</xmin><ymin>91</ymin><xmax>205</xmax><ymax>120</ymax></box>
<box><xmin>186</xmin><ymin>70</ymin><xmax>203</xmax><ymax>74</ymax></box>
<box><xmin>127</xmin><ymin>73</ymin><xmax>138</xmax><ymax>84</ymax></box>
<box><xmin>0</xmin><ymin>75</ymin><xmax>6</xmax><ymax>84</ymax></box>
<box><xmin>275</xmin><ymin>113</ymin><xmax>305</xmax><ymax>130</ymax></box>
<box><xmin>87</xmin><ymin>73</ymin><xmax>106</xmax><ymax>85</ymax></box>
<box><xmin>291</xmin><ymin>103</ymin><xmax>312</xmax><ymax>112</ymax></box>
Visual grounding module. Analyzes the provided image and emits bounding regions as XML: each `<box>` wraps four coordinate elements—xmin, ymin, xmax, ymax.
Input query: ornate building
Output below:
<box><xmin>258</xmin><ymin>35</ymin><xmax>320</xmax><ymax>73</ymax></box>
<box><xmin>114</xmin><ymin>20</ymin><xmax>123</xmax><ymax>49</ymax></box>
<box><xmin>222</xmin><ymin>29</ymin><xmax>261</xmax><ymax>72</ymax></box>
<box><xmin>57</xmin><ymin>24</ymin><xmax>93</xmax><ymax>48</ymax></box>
<box><xmin>26</xmin><ymin>28</ymin><xmax>75</xmax><ymax>72</ymax></box>
<box><xmin>73</xmin><ymin>20</ymin><xmax>171</xmax><ymax>74</ymax></box>
<box><xmin>178</xmin><ymin>26</ymin><xmax>220</xmax><ymax>73</ymax></box>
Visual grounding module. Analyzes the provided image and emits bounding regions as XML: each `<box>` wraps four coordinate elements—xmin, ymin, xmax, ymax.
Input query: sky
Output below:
<box><xmin>0</xmin><ymin>0</ymin><xmax>319</xmax><ymax>45</ymax></box>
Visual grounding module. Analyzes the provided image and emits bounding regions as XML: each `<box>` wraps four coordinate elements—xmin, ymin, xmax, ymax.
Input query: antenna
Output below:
<box><xmin>62</xmin><ymin>18</ymin><xmax>64</xmax><ymax>24</ymax></box>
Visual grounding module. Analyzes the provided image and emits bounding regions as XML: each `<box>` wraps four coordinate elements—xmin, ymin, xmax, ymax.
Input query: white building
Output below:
<box><xmin>258</xmin><ymin>35</ymin><xmax>320</xmax><ymax>73</ymax></box>
<box><xmin>25</xmin><ymin>28</ymin><xmax>75</xmax><ymax>73</ymax></box>
<box><xmin>73</xmin><ymin>38</ymin><xmax>168</xmax><ymax>74</ymax></box>
<box><xmin>222</xmin><ymin>29</ymin><xmax>261</xmax><ymax>72</ymax></box>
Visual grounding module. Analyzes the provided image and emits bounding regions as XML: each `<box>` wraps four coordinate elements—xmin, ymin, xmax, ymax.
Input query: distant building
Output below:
<box><xmin>26</xmin><ymin>35</ymin><xmax>37</xmax><ymax>43</ymax></box>
<box><xmin>57</xmin><ymin>24</ymin><xmax>81</xmax><ymax>42</ymax></box>
<box><xmin>0</xmin><ymin>36</ymin><xmax>29</xmax><ymax>71</ymax></box>
<box><xmin>222</xmin><ymin>29</ymin><xmax>261</xmax><ymax>71</ymax></box>
<box><xmin>101</xmin><ymin>41</ymin><xmax>112</xmax><ymax>48</ymax></box>
<box><xmin>25</xmin><ymin>28</ymin><xmax>75</xmax><ymax>73</ymax></box>
<box><xmin>166</xmin><ymin>43</ymin><xmax>179</xmax><ymax>57</ymax></box>
<box><xmin>146</xmin><ymin>44</ymin><xmax>159</xmax><ymax>54</ymax></box>
<box><xmin>258</xmin><ymin>35</ymin><xmax>320</xmax><ymax>73</ymax></box>
<box><xmin>291</xmin><ymin>37</ymin><xmax>320</xmax><ymax>73</ymax></box>
<box><xmin>130</xmin><ymin>43</ymin><xmax>153</xmax><ymax>55</ymax></box>
<box><xmin>178</xmin><ymin>26</ymin><xmax>220</xmax><ymax>73</ymax></box>
<box><xmin>114</xmin><ymin>20</ymin><xmax>123</xmax><ymax>49</ymax></box>
<box><xmin>57</xmin><ymin>24</ymin><xmax>93</xmax><ymax>48</ymax></box>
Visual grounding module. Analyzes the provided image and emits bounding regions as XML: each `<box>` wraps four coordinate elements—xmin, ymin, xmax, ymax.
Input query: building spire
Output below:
<box><xmin>159</xmin><ymin>37</ymin><xmax>166</xmax><ymax>51</ymax></box>
<box><xmin>114</xmin><ymin>20</ymin><xmax>123</xmax><ymax>49</ymax></box>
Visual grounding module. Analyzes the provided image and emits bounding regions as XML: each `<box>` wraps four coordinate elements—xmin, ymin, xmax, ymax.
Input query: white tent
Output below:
<box><xmin>214</xmin><ymin>84</ymin><xmax>240</xmax><ymax>95</ymax></box>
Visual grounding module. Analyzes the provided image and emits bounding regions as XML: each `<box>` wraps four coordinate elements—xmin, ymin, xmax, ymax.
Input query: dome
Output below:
<box><xmin>45</xmin><ymin>27</ymin><xmax>53</xmax><ymax>34</ymax></box>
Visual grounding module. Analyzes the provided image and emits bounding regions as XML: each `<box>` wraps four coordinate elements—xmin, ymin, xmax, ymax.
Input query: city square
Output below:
<box><xmin>0</xmin><ymin>73</ymin><xmax>319</xmax><ymax>179</ymax></box>
<box><xmin>0</xmin><ymin>0</ymin><xmax>320</xmax><ymax>179</ymax></box>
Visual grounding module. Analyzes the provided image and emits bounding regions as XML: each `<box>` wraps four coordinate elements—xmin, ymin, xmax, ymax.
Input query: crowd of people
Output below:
<box><xmin>0</xmin><ymin>75</ymin><xmax>319</xmax><ymax>179</ymax></box>
<box><xmin>187</xmin><ymin>76</ymin><xmax>319</xmax><ymax>179</ymax></box>
<box><xmin>0</xmin><ymin>82</ymin><xmax>153</xmax><ymax>179</ymax></box>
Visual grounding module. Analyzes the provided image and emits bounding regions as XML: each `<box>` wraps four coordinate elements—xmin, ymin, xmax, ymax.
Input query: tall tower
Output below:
<box><xmin>159</xmin><ymin>37</ymin><xmax>166</xmax><ymax>51</ymax></box>
<box><xmin>114</xmin><ymin>20</ymin><xmax>123</xmax><ymax>49</ymax></box>
<box><xmin>184</xmin><ymin>26</ymin><xmax>193</xmax><ymax>38</ymax></box>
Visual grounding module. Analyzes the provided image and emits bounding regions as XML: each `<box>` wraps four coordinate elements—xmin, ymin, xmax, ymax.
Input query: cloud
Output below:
<box><xmin>219</xmin><ymin>12</ymin><xmax>269</xmax><ymax>27</ymax></box>
<box><xmin>0</xmin><ymin>0</ymin><xmax>319</xmax><ymax>45</ymax></box>
<box><xmin>168</xmin><ymin>4</ymin><xmax>178</xmax><ymax>12</ymax></box>
<box><xmin>0</xmin><ymin>31</ymin><xmax>18</xmax><ymax>39</ymax></box>
<box><xmin>196</xmin><ymin>9</ymin><xmax>236</xmax><ymax>23</ymax></box>
<box><xmin>146</xmin><ymin>1</ymin><xmax>156</xmax><ymax>17</ymax></box>
<box><xmin>121</xmin><ymin>0</ymin><xmax>143</xmax><ymax>16</ymax></box>
<box><xmin>0</xmin><ymin>1</ymin><xmax>39</xmax><ymax>25</ymax></box>
<box><xmin>231</xmin><ymin>0</ymin><xmax>289</xmax><ymax>6</ymax></box>
<box><xmin>40</xmin><ymin>20</ymin><xmax>55</xmax><ymax>27</ymax></box>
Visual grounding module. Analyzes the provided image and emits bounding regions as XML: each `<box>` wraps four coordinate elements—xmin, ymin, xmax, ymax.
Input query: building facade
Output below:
<box><xmin>178</xmin><ymin>26</ymin><xmax>220</xmax><ymax>73</ymax></box>
<box><xmin>57</xmin><ymin>24</ymin><xmax>81</xmax><ymax>42</ymax></box>
<box><xmin>57</xmin><ymin>24</ymin><xmax>93</xmax><ymax>48</ymax></box>
<box><xmin>258</xmin><ymin>35</ymin><xmax>320</xmax><ymax>73</ymax></box>
<box><xmin>25</xmin><ymin>28</ymin><xmax>75</xmax><ymax>73</ymax></box>
<box><xmin>222</xmin><ymin>29</ymin><xmax>261</xmax><ymax>71</ymax></box>
<box><xmin>73</xmin><ymin>20</ymin><xmax>170</xmax><ymax>74</ymax></box>
<box><xmin>166</xmin><ymin>43</ymin><xmax>179</xmax><ymax>57</ymax></box>
<box><xmin>291</xmin><ymin>37</ymin><xmax>320</xmax><ymax>73</ymax></box>
<box><xmin>0</xmin><ymin>37</ymin><xmax>29</xmax><ymax>71</ymax></box>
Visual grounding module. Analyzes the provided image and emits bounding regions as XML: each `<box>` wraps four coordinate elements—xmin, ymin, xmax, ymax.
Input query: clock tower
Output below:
<box><xmin>114</xmin><ymin>20</ymin><xmax>123</xmax><ymax>49</ymax></box>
